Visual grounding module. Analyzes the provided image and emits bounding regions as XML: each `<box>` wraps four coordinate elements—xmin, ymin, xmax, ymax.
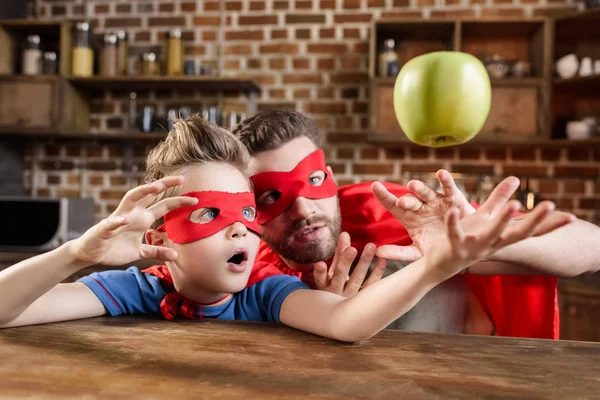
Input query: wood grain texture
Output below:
<box><xmin>1</xmin><ymin>317</ymin><xmax>599</xmax><ymax>399</ymax></box>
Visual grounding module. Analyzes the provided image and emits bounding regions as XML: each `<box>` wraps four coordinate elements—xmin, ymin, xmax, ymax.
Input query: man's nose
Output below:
<box><xmin>287</xmin><ymin>197</ymin><xmax>318</xmax><ymax>221</ymax></box>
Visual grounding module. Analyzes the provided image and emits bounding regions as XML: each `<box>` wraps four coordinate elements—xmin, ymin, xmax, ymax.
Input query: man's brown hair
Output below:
<box><xmin>231</xmin><ymin>109</ymin><xmax>323</xmax><ymax>155</ymax></box>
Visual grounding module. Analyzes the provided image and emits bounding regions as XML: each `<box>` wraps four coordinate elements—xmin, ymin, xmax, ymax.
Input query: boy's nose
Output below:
<box><xmin>227</xmin><ymin>222</ymin><xmax>248</xmax><ymax>239</ymax></box>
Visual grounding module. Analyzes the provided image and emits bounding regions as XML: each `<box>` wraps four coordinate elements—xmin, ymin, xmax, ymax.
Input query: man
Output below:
<box><xmin>232</xmin><ymin>109</ymin><xmax>600</xmax><ymax>339</ymax></box>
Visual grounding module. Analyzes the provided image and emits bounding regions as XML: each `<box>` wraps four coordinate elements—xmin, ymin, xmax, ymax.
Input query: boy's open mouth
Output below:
<box><xmin>227</xmin><ymin>249</ymin><xmax>248</xmax><ymax>265</ymax></box>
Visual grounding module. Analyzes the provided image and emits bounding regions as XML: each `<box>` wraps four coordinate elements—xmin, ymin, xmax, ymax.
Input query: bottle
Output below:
<box><xmin>140</xmin><ymin>52</ymin><xmax>159</xmax><ymax>76</ymax></box>
<box><xmin>116</xmin><ymin>30</ymin><xmax>128</xmax><ymax>75</ymax></box>
<box><xmin>100</xmin><ymin>33</ymin><xmax>117</xmax><ymax>76</ymax></box>
<box><xmin>378</xmin><ymin>39</ymin><xmax>398</xmax><ymax>78</ymax></box>
<box><xmin>41</xmin><ymin>51</ymin><xmax>57</xmax><ymax>74</ymax></box>
<box><xmin>72</xmin><ymin>22</ymin><xmax>94</xmax><ymax>77</ymax></box>
<box><xmin>166</xmin><ymin>29</ymin><xmax>183</xmax><ymax>76</ymax></box>
<box><xmin>22</xmin><ymin>35</ymin><xmax>42</xmax><ymax>75</ymax></box>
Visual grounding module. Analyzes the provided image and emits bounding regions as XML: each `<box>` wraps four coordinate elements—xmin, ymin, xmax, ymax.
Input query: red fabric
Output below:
<box><xmin>158</xmin><ymin>191</ymin><xmax>260</xmax><ymax>244</ymax></box>
<box><xmin>250</xmin><ymin>149</ymin><xmax>338</xmax><ymax>224</ymax></box>
<box><xmin>250</xmin><ymin>181</ymin><xmax>559</xmax><ymax>339</ymax></box>
<box><xmin>143</xmin><ymin>265</ymin><xmax>228</xmax><ymax>320</ymax></box>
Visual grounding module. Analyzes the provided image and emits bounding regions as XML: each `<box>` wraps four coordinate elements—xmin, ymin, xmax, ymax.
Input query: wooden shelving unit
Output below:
<box><xmin>0</xmin><ymin>19</ymin><xmax>261</xmax><ymax>140</ymax></box>
<box><xmin>369</xmin><ymin>17</ymin><xmax>552</xmax><ymax>144</ymax></box>
<box><xmin>0</xmin><ymin>127</ymin><xmax>168</xmax><ymax>142</ymax></box>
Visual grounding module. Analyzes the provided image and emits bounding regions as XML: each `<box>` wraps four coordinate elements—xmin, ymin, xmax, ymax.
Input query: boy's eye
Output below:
<box><xmin>309</xmin><ymin>170</ymin><xmax>326</xmax><ymax>186</ymax></box>
<box><xmin>242</xmin><ymin>206</ymin><xmax>257</xmax><ymax>222</ymax></box>
<box><xmin>190</xmin><ymin>207</ymin><xmax>220</xmax><ymax>224</ymax></box>
<box><xmin>257</xmin><ymin>190</ymin><xmax>281</xmax><ymax>206</ymax></box>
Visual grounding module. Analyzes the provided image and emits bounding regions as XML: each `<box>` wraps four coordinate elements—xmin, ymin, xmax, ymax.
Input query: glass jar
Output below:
<box><xmin>41</xmin><ymin>51</ymin><xmax>57</xmax><ymax>74</ymax></box>
<box><xmin>22</xmin><ymin>35</ymin><xmax>42</xmax><ymax>75</ymax></box>
<box><xmin>140</xmin><ymin>52</ymin><xmax>159</xmax><ymax>76</ymax></box>
<box><xmin>165</xmin><ymin>29</ymin><xmax>183</xmax><ymax>76</ymax></box>
<box><xmin>116</xmin><ymin>30</ymin><xmax>128</xmax><ymax>75</ymax></box>
<box><xmin>100</xmin><ymin>33</ymin><xmax>117</xmax><ymax>76</ymax></box>
<box><xmin>378</xmin><ymin>38</ymin><xmax>398</xmax><ymax>78</ymax></box>
<box><xmin>72</xmin><ymin>22</ymin><xmax>94</xmax><ymax>77</ymax></box>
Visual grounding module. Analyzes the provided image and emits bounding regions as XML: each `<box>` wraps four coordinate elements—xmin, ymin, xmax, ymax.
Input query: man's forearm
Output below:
<box><xmin>470</xmin><ymin>218</ymin><xmax>600</xmax><ymax>277</ymax></box>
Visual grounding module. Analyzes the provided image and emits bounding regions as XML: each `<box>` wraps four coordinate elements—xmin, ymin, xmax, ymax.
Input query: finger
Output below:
<box><xmin>483</xmin><ymin>200</ymin><xmax>521</xmax><ymax>246</ymax></box>
<box><xmin>119</xmin><ymin>176</ymin><xmax>185</xmax><ymax>211</ymax></box>
<box><xmin>436</xmin><ymin>169</ymin><xmax>459</xmax><ymax>199</ymax></box>
<box><xmin>375</xmin><ymin>244</ymin><xmax>422</xmax><ymax>262</ymax></box>
<box><xmin>407</xmin><ymin>180</ymin><xmax>438</xmax><ymax>203</ymax></box>
<box><xmin>362</xmin><ymin>258</ymin><xmax>387</xmax><ymax>289</ymax></box>
<box><xmin>531</xmin><ymin>211</ymin><xmax>575</xmax><ymax>237</ymax></box>
<box><xmin>343</xmin><ymin>243</ymin><xmax>376</xmax><ymax>296</ymax></box>
<box><xmin>329</xmin><ymin>246</ymin><xmax>357</xmax><ymax>295</ymax></box>
<box><xmin>313</xmin><ymin>262</ymin><xmax>329</xmax><ymax>291</ymax></box>
<box><xmin>446</xmin><ymin>208</ymin><xmax>464</xmax><ymax>246</ymax></box>
<box><xmin>329</xmin><ymin>232</ymin><xmax>351</xmax><ymax>279</ymax></box>
<box><xmin>139</xmin><ymin>244</ymin><xmax>178</xmax><ymax>261</ymax></box>
<box><xmin>478</xmin><ymin>176</ymin><xmax>520</xmax><ymax>216</ymax></box>
<box><xmin>371</xmin><ymin>181</ymin><xmax>402</xmax><ymax>216</ymax></box>
<box><xmin>147</xmin><ymin>196</ymin><xmax>199</xmax><ymax>220</ymax></box>
<box><xmin>500</xmin><ymin>201</ymin><xmax>555</xmax><ymax>246</ymax></box>
<box><xmin>102</xmin><ymin>215</ymin><xmax>128</xmax><ymax>232</ymax></box>
<box><xmin>396</xmin><ymin>194</ymin><xmax>424</xmax><ymax>213</ymax></box>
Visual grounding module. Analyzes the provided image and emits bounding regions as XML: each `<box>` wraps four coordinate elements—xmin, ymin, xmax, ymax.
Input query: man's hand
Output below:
<box><xmin>372</xmin><ymin>171</ymin><xmax>574</xmax><ymax>262</ymax></box>
<box><xmin>313</xmin><ymin>232</ymin><xmax>387</xmax><ymax>297</ymax></box>
<box><xmin>70</xmin><ymin>176</ymin><xmax>198</xmax><ymax>266</ymax></box>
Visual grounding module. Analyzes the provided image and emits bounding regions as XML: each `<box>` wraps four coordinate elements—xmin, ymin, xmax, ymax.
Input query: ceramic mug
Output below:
<box><xmin>556</xmin><ymin>54</ymin><xmax>579</xmax><ymax>79</ymax></box>
<box><xmin>579</xmin><ymin>57</ymin><xmax>593</xmax><ymax>77</ymax></box>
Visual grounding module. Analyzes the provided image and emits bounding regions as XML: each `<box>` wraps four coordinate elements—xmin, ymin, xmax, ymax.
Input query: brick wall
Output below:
<box><xmin>23</xmin><ymin>0</ymin><xmax>599</xmax><ymax>223</ymax></box>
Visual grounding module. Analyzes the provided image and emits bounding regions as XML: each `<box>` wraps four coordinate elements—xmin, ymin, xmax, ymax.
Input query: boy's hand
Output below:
<box><xmin>373</xmin><ymin>173</ymin><xmax>573</xmax><ymax>262</ymax></box>
<box><xmin>70</xmin><ymin>176</ymin><xmax>198</xmax><ymax>266</ymax></box>
<box><xmin>313</xmin><ymin>232</ymin><xmax>387</xmax><ymax>297</ymax></box>
<box><xmin>429</xmin><ymin>194</ymin><xmax>567</xmax><ymax>278</ymax></box>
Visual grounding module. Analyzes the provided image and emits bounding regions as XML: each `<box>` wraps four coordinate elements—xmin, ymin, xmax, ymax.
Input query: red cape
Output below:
<box><xmin>249</xmin><ymin>182</ymin><xmax>559</xmax><ymax>339</ymax></box>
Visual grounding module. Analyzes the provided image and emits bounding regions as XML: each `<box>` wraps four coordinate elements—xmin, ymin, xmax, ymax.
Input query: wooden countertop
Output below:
<box><xmin>1</xmin><ymin>317</ymin><xmax>599</xmax><ymax>399</ymax></box>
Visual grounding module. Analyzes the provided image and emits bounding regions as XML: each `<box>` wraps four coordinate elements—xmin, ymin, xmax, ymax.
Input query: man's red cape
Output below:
<box><xmin>249</xmin><ymin>182</ymin><xmax>559</xmax><ymax>339</ymax></box>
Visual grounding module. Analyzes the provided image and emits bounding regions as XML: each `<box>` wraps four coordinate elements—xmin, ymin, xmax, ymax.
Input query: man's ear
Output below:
<box><xmin>326</xmin><ymin>165</ymin><xmax>337</xmax><ymax>185</ymax></box>
<box><xmin>145</xmin><ymin>229</ymin><xmax>168</xmax><ymax>246</ymax></box>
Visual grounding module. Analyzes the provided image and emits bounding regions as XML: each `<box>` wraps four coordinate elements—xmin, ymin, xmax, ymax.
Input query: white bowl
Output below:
<box><xmin>556</xmin><ymin>54</ymin><xmax>579</xmax><ymax>79</ymax></box>
<box><xmin>566</xmin><ymin>121</ymin><xmax>592</xmax><ymax>140</ymax></box>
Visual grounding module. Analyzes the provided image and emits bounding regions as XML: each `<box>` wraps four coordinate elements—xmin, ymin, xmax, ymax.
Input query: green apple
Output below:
<box><xmin>393</xmin><ymin>51</ymin><xmax>491</xmax><ymax>147</ymax></box>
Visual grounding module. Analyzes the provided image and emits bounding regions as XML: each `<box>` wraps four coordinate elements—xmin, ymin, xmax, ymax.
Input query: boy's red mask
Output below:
<box><xmin>250</xmin><ymin>149</ymin><xmax>338</xmax><ymax>224</ymax></box>
<box><xmin>158</xmin><ymin>191</ymin><xmax>260</xmax><ymax>244</ymax></box>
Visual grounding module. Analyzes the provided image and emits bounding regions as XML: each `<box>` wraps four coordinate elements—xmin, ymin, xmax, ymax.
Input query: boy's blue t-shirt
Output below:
<box><xmin>78</xmin><ymin>267</ymin><xmax>309</xmax><ymax>323</ymax></box>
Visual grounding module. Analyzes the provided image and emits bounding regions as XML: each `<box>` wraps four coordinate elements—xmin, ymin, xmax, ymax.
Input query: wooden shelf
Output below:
<box><xmin>67</xmin><ymin>76</ymin><xmax>261</xmax><ymax>93</ymax></box>
<box><xmin>553</xmin><ymin>75</ymin><xmax>600</xmax><ymax>89</ymax></box>
<box><xmin>0</xmin><ymin>128</ymin><xmax>168</xmax><ymax>141</ymax></box>
<box><xmin>367</xmin><ymin>133</ymin><xmax>600</xmax><ymax>147</ymax></box>
<box><xmin>373</xmin><ymin>76</ymin><xmax>543</xmax><ymax>87</ymax></box>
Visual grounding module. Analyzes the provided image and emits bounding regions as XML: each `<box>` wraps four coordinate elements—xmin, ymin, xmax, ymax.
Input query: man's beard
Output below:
<box><xmin>263</xmin><ymin>206</ymin><xmax>342</xmax><ymax>265</ymax></box>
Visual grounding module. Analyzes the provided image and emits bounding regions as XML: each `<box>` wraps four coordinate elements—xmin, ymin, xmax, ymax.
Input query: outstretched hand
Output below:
<box><xmin>70</xmin><ymin>176</ymin><xmax>198</xmax><ymax>266</ymax></box>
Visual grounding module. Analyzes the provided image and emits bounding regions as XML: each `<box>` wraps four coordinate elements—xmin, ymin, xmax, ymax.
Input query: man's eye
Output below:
<box><xmin>309</xmin><ymin>170</ymin><xmax>326</xmax><ymax>186</ymax></box>
<box><xmin>242</xmin><ymin>206</ymin><xmax>257</xmax><ymax>222</ymax></box>
<box><xmin>257</xmin><ymin>190</ymin><xmax>281</xmax><ymax>206</ymax></box>
<box><xmin>190</xmin><ymin>208</ymin><xmax>220</xmax><ymax>224</ymax></box>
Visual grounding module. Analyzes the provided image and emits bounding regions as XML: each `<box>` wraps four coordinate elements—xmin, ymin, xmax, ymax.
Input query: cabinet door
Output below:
<box><xmin>559</xmin><ymin>291</ymin><xmax>600</xmax><ymax>342</ymax></box>
<box><xmin>0</xmin><ymin>80</ymin><xmax>56</xmax><ymax>128</ymax></box>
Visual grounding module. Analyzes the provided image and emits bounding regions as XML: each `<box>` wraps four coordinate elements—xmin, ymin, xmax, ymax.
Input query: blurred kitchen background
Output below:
<box><xmin>0</xmin><ymin>0</ymin><xmax>598</xmax><ymax>341</ymax></box>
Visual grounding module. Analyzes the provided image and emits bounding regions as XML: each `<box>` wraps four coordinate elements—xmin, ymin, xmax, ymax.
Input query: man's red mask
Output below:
<box><xmin>158</xmin><ymin>191</ymin><xmax>260</xmax><ymax>244</ymax></box>
<box><xmin>250</xmin><ymin>149</ymin><xmax>338</xmax><ymax>224</ymax></box>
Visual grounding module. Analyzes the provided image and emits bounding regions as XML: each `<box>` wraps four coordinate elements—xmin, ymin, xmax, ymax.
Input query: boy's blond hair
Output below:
<box><xmin>143</xmin><ymin>115</ymin><xmax>250</xmax><ymax>228</ymax></box>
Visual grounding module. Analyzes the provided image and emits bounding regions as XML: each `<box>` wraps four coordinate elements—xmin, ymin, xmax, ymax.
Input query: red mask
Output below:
<box><xmin>158</xmin><ymin>191</ymin><xmax>260</xmax><ymax>244</ymax></box>
<box><xmin>250</xmin><ymin>149</ymin><xmax>338</xmax><ymax>224</ymax></box>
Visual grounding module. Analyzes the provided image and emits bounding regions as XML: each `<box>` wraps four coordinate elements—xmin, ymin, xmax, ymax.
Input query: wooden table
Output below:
<box><xmin>1</xmin><ymin>317</ymin><xmax>599</xmax><ymax>399</ymax></box>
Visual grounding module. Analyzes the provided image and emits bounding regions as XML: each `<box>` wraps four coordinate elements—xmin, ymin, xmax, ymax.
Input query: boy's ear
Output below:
<box><xmin>326</xmin><ymin>165</ymin><xmax>338</xmax><ymax>185</ymax></box>
<box><xmin>145</xmin><ymin>229</ymin><xmax>168</xmax><ymax>246</ymax></box>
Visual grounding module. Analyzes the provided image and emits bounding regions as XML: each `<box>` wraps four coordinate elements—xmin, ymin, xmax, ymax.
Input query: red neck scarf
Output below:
<box><xmin>143</xmin><ymin>265</ymin><xmax>230</xmax><ymax>320</ymax></box>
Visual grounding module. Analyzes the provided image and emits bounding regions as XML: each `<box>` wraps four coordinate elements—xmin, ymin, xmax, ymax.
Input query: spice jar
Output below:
<box><xmin>72</xmin><ymin>22</ymin><xmax>94</xmax><ymax>77</ymax></box>
<box><xmin>100</xmin><ymin>33</ymin><xmax>117</xmax><ymax>76</ymax></box>
<box><xmin>378</xmin><ymin>38</ymin><xmax>398</xmax><ymax>78</ymax></box>
<box><xmin>165</xmin><ymin>29</ymin><xmax>183</xmax><ymax>76</ymax></box>
<box><xmin>41</xmin><ymin>51</ymin><xmax>57</xmax><ymax>74</ymax></box>
<box><xmin>116</xmin><ymin>30</ymin><xmax>128</xmax><ymax>75</ymax></box>
<box><xmin>22</xmin><ymin>35</ymin><xmax>42</xmax><ymax>75</ymax></box>
<box><xmin>140</xmin><ymin>52</ymin><xmax>159</xmax><ymax>76</ymax></box>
